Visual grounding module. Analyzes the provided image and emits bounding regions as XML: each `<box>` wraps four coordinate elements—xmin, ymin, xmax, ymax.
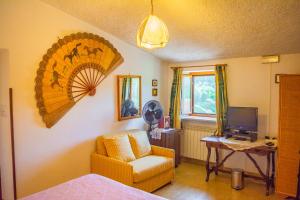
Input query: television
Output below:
<box><xmin>226</xmin><ymin>107</ymin><xmax>258</xmax><ymax>132</ymax></box>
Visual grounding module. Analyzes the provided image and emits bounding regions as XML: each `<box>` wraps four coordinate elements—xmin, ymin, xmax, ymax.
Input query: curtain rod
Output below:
<box><xmin>170</xmin><ymin>64</ymin><xmax>227</xmax><ymax>69</ymax></box>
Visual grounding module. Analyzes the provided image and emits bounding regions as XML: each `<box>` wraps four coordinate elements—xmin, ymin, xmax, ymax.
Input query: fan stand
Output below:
<box><xmin>146</xmin><ymin>122</ymin><xmax>152</xmax><ymax>140</ymax></box>
<box><xmin>148</xmin><ymin>122</ymin><xmax>153</xmax><ymax>132</ymax></box>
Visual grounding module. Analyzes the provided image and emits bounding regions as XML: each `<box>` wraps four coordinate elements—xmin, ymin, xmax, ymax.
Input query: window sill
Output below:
<box><xmin>181</xmin><ymin>115</ymin><xmax>216</xmax><ymax>123</ymax></box>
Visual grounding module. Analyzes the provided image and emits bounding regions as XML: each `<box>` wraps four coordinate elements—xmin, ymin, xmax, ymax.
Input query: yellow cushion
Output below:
<box><xmin>128</xmin><ymin>155</ymin><xmax>174</xmax><ymax>182</ymax></box>
<box><xmin>96</xmin><ymin>131</ymin><xmax>130</xmax><ymax>156</ymax></box>
<box><xmin>129</xmin><ymin>131</ymin><xmax>152</xmax><ymax>158</ymax></box>
<box><xmin>96</xmin><ymin>136</ymin><xmax>107</xmax><ymax>156</ymax></box>
<box><xmin>103</xmin><ymin>135</ymin><xmax>136</xmax><ymax>162</ymax></box>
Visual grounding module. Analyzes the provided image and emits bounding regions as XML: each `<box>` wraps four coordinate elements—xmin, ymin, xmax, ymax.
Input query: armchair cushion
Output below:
<box><xmin>151</xmin><ymin>145</ymin><xmax>175</xmax><ymax>158</ymax></box>
<box><xmin>104</xmin><ymin>135</ymin><xmax>136</xmax><ymax>162</ymax></box>
<box><xmin>129</xmin><ymin>131</ymin><xmax>152</xmax><ymax>158</ymax></box>
<box><xmin>96</xmin><ymin>136</ymin><xmax>108</xmax><ymax>156</ymax></box>
<box><xmin>128</xmin><ymin>155</ymin><xmax>174</xmax><ymax>182</ymax></box>
<box><xmin>96</xmin><ymin>131</ymin><xmax>130</xmax><ymax>156</ymax></box>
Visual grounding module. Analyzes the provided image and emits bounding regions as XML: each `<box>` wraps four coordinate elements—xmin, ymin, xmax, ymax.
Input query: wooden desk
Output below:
<box><xmin>201</xmin><ymin>136</ymin><xmax>277</xmax><ymax>196</ymax></box>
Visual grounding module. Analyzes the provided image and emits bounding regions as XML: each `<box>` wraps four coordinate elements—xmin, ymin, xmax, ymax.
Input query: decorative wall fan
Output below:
<box><xmin>35</xmin><ymin>32</ymin><xmax>124</xmax><ymax>128</ymax></box>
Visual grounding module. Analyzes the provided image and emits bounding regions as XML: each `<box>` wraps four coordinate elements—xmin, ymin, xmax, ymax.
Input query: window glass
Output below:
<box><xmin>193</xmin><ymin>75</ymin><xmax>216</xmax><ymax>114</ymax></box>
<box><xmin>181</xmin><ymin>76</ymin><xmax>191</xmax><ymax>114</ymax></box>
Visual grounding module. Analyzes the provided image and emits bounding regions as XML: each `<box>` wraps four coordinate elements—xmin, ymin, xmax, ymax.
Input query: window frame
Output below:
<box><xmin>185</xmin><ymin>71</ymin><xmax>216</xmax><ymax>117</ymax></box>
<box><xmin>181</xmin><ymin>74</ymin><xmax>193</xmax><ymax>115</ymax></box>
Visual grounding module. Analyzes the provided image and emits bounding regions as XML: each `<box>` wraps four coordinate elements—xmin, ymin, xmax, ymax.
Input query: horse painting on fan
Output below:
<box><xmin>50</xmin><ymin>61</ymin><xmax>63</xmax><ymax>89</ymax></box>
<box><xmin>35</xmin><ymin>32</ymin><xmax>124</xmax><ymax>128</ymax></box>
<box><xmin>64</xmin><ymin>43</ymin><xmax>81</xmax><ymax>64</ymax></box>
<box><xmin>84</xmin><ymin>46</ymin><xmax>103</xmax><ymax>56</ymax></box>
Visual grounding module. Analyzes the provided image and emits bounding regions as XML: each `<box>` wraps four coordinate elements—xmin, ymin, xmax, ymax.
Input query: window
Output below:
<box><xmin>181</xmin><ymin>71</ymin><xmax>216</xmax><ymax>117</ymax></box>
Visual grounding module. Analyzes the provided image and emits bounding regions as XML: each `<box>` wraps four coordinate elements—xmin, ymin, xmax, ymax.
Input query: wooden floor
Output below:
<box><xmin>154</xmin><ymin>162</ymin><xmax>282</xmax><ymax>200</ymax></box>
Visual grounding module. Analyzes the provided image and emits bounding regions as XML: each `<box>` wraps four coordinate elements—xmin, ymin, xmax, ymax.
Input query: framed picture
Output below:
<box><xmin>158</xmin><ymin>116</ymin><xmax>170</xmax><ymax>129</ymax></box>
<box><xmin>164</xmin><ymin>116</ymin><xmax>170</xmax><ymax>129</ymax></box>
<box><xmin>117</xmin><ymin>75</ymin><xmax>142</xmax><ymax>121</ymax></box>
<box><xmin>152</xmin><ymin>88</ymin><xmax>158</xmax><ymax>96</ymax></box>
<box><xmin>152</xmin><ymin>79</ymin><xmax>158</xmax><ymax>86</ymax></box>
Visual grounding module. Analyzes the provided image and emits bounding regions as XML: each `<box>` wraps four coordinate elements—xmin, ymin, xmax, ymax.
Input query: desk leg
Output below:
<box><xmin>266</xmin><ymin>152</ymin><xmax>271</xmax><ymax>196</ymax></box>
<box><xmin>271</xmin><ymin>152</ymin><xmax>275</xmax><ymax>188</ymax></box>
<box><xmin>215</xmin><ymin>148</ymin><xmax>219</xmax><ymax>175</ymax></box>
<box><xmin>205</xmin><ymin>146</ymin><xmax>212</xmax><ymax>182</ymax></box>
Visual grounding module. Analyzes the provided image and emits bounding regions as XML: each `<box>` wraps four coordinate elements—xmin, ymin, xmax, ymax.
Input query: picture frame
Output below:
<box><xmin>152</xmin><ymin>79</ymin><xmax>158</xmax><ymax>86</ymax></box>
<box><xmin>117</xmin><ymin>75</ymin><xmax>142</xmax><ymax>121</ymax></box>
<box><xmin>152</xmin><ymin>88</ymin><xmax>158</xmax><ymax>96</ymax></box>
<box><xmin>158</xmin><ymin>116</ymin><xmax>170</xmax><ymax>129</ymax></box>
<box><xmin>164</xmin><ymin>116</ymin><xmax>170</xmax><ymax>129</ymax></box>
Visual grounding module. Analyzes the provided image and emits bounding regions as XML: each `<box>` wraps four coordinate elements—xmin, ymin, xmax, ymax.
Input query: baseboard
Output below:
<box><xmin>180</xmin><ymin>156</ymin><xmax>210</xmax><ymax>165</ymax></box>
<box><xmin>180</xmin><ymin>156</ymin><xmax>262</xmax><ymax>179</ymax></box>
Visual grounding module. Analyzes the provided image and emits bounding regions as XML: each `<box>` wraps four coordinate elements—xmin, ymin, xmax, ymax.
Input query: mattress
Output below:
<box><xmin>20</xmin><ymin>174</ymin><xmax>167</xmax><ymax>200</ymax></box>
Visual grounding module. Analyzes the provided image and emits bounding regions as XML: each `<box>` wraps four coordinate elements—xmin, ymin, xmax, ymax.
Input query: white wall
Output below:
<box><xmin>0</xmin><ymin>49</ymin><xmax>14</xmax><ymax>200</ymax></box>
<box><xmin>0</xmin><ymin>0</ymin><xmax>164</xmax><ymax>198</ymax></box>
<box><xmin>1</xmin><ymin>0</ymin><xmax>299</xmax><ymax>197</ymax></box>
<box><xmin>163</xmin><ymin>53</ymin><xmax>300</xmax><ymax>172</ymax></box>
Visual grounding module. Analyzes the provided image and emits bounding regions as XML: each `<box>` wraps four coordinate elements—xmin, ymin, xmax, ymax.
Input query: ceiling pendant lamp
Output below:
<box><xmin>137</xmin><ymin>0</ymin><xmax>169</xmax><ymax>49</ymax></box>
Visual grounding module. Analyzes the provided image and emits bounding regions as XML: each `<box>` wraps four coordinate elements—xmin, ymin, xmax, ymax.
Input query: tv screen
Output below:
<box><xmin>226</xmin><ymin>107</ymin><xmax>258</xmax><ymax>132</ymax></box>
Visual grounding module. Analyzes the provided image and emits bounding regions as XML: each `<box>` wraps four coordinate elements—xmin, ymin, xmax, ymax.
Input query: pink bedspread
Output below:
<box><xmin>20</xmin><ymin>174</ymin><xmax>167</xmax><ymax>200</ymax></box>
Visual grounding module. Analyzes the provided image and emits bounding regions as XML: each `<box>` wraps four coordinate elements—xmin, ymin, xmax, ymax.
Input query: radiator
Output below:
<box><xmin>181</xmin><ymin>120</ymin><xmax>216</xmax><ymax>161</ymax></box>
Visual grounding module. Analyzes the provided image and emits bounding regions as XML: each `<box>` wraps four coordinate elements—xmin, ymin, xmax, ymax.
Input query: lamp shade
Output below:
<box><xmin>137</xmin><ymin>15</ymin><xmax>169</xmax><ymax>49</ymax></box>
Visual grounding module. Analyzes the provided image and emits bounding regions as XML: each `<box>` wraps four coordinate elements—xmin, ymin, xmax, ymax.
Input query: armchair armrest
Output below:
<box><xmin>91</xmin><ymin>153</ymin><xmax>133</xmax><ymax>185</ymax></box>
<box><xmin>151</xmin><ymin>145</ymin><xmax>175</xmax><ymax>158</ymax></box>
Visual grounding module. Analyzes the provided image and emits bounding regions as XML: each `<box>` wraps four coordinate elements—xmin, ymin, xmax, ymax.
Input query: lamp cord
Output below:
<box><xmin>151</xmin><ymin>0</ymin><xmax>154</xmax><ymax>15</ymax></box>
<box><xmin>268</xmin><ymin>63</ymin><xmax>272</xmax><ymax>137</ymax></box>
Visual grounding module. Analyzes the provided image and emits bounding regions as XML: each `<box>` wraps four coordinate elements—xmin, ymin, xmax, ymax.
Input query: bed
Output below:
<box><xmin>20</xmin><ymin>174</ymin><xmax>167</xmax><ymax>200</ymax></box>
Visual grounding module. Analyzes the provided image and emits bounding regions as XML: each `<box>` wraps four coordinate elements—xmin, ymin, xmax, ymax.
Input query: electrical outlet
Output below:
<box><xmin>0</xmin><ymin>104</ymin><xmax>8</xmax><ymax>117</ymax></box>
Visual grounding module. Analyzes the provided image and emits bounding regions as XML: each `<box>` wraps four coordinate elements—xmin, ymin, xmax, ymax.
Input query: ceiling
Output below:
<box><xmin>42</xmin><ymin>0</ymin><xmax>300</xmax><ymax>62</ymax></box>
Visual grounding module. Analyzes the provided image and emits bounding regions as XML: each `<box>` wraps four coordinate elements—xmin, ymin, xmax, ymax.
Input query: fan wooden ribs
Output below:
<box><xmin>35</xmin><ymin>32</ymin><xmax>124</xmax><ymax>128</ymax></box>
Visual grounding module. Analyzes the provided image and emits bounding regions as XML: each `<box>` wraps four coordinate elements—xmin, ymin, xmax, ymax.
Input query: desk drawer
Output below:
<box><xmin>246</xmin><ymin>148</ymin><xmax>268</xmax><ymax>155</ymax></box>
<box><xmin>208</xmin><ymin>142</ymin><xmax>228</xmax><ymax>149</ymax></box>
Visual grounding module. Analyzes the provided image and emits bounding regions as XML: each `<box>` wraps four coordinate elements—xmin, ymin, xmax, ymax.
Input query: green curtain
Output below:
<box><xmin>121</xmin><ymin>78</ymin><xmax>130</xmax><ymax>103</ymax></box>
<box><xmin>215</xmin><ymin>65</ymin><xmax>228</xmax><ymax>136</ymax></box>
<box><xmin>169</xmin><ymin>68</ymin><xmax>183</xmax><ymax>129</ymax></box>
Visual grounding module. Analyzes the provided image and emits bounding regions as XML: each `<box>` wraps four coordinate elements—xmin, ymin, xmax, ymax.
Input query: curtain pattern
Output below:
<box><xmin>169</xmin><ymin>68</ymin><xmax>183</xmax><ymax>129</ymax></box>
<box><xmin>215</xmin><ymin>65</ymin><xmax>228</xmax><ymax>136</ymax></box>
